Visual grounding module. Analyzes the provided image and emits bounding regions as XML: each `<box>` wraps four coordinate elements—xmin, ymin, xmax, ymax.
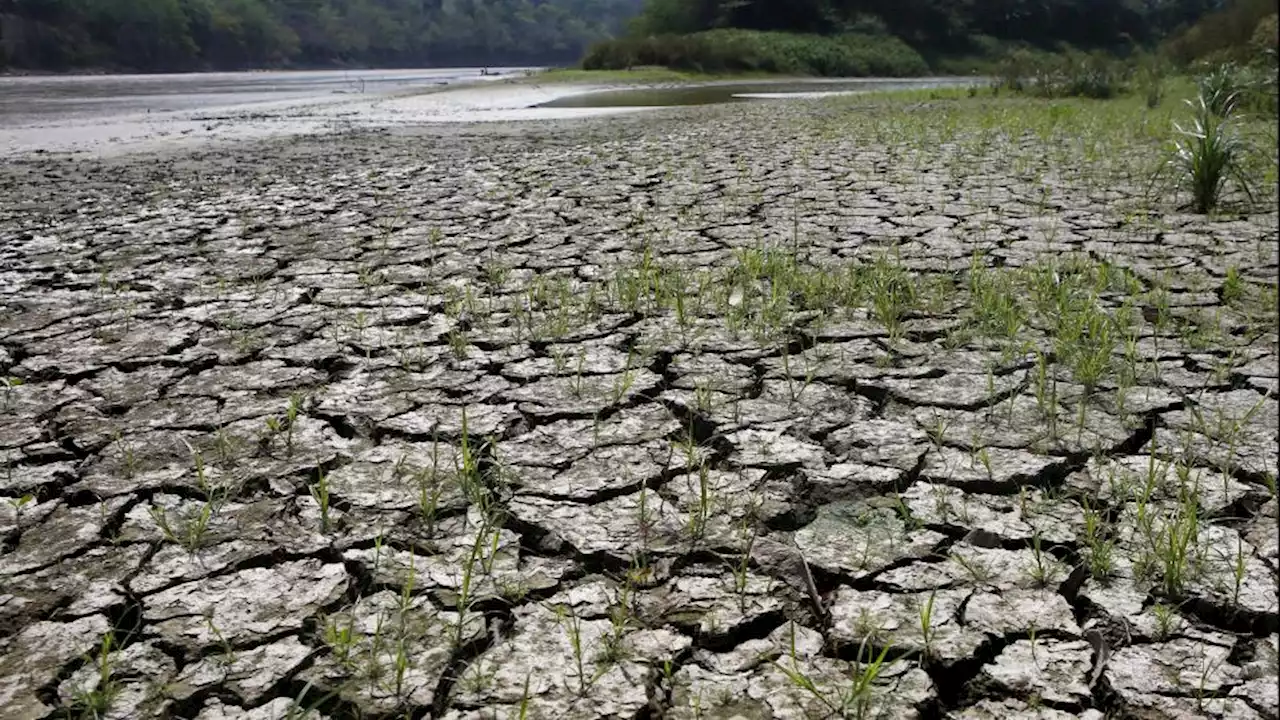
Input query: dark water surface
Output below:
<box><xmin>538</xmin><ymin>77</ymin><xmax>980</xmax><ymax>108</ymax></box>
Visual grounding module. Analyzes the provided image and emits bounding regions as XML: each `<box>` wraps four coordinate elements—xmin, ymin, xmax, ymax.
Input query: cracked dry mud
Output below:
<box><xmin>1</xmin><ymin>94</ymin><xmax>1278</xmax><ymax>720</ymax></box>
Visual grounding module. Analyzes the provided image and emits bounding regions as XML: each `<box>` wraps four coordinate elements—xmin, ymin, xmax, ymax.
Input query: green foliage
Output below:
<box><xmin>0</xmin><ymin>0</ymin><xmax>645</xmax><ymax>71</ymax></box>
<box><xmin>1135</xmin><ymin>54</ymin><xmax>1172</xmax><ymax>108</ymax></box>
<box><xmin>1163</xmin><ymin>0</ymin><xmax>1277</xmax><ymax>65</ymax></box>
<box><xmin>4</xmin><ymin>0</ymin><xmax>1260</xmax><ymax>76</ymax></box>
<box><xmin>627</xmin><ymin>0</ymin><xmax>1225</xmax><ymax>57</ymax></box>
<box><xmin>582</xmin><ymin>28</ymin><xmax>928</xmax><ymax>77</ymax></box>
<box><xmin>1197</xmin><ymin>62</ymin><xmax>1249</xmax><ymax>116</ymax></box>
<box><xmin>993</xmin><ymin>48</ymin><xmax>1130</xmax><ymax>99</ymax></box>
<box><xmin>1252</xmin><ymin>13</ymin><xmax>1278</xmax><ymax>58</ymax></box>
<box><xmin>606</xmin><ymin>0</ymin><xmax>1236</xmax><ymax>77</ymax></box>
<box><xmin>1167</xmin><ymin>93</ymin><xmax>1256</xmax><ymax>214</ymax></box>
<box><xmin>1195</xmin><ymin>60</ymin><xmax>1278</xmax><ymax>115</ymax></box>
<box><xmin>1160</xmin><ymin>3</ymin><xmax>1277</xmax><ymax>113</ymax></box>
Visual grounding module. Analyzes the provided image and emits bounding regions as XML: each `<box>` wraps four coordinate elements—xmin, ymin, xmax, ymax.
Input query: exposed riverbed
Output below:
<box><xmin>0</xmin><ymin>77</ymin><xmax>1276</xmax><ymax>720</ymax></box>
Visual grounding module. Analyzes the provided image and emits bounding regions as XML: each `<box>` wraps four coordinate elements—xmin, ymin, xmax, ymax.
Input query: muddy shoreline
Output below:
<box><xmin>0</xmin><ymin>72</ymin><xmax>979</xmax><ymax>159</ymax></box>
<box><xmin>0</xmin><ymin>68</ymin><xmax>613</xmax><ymax>158</ymax></box>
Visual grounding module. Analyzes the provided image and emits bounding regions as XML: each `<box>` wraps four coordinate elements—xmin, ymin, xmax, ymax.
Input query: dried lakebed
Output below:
<box><xmin>1</xmin><ymin>96</ymin><xmax>1278</xmax><ymax>719</ymax></box>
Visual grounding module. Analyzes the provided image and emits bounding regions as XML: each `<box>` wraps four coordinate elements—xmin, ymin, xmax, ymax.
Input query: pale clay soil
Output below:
<box><xmin>0</xmin><ymin>78</ymin><xmax>637</xmax><ymax>158</ymax></box>
<box><xmin>0</xmin><ymin>95</ymin><xmax>1277</xmax><ymax>720</ymax></box>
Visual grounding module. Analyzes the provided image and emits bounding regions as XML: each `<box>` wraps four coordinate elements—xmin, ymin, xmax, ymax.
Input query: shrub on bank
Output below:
<box><xmin>581</xmin><ymin>29</ymin><xmax>930</xmax><ymax>77</ymax></box>
<box><xmin>992</xmin><ymin>48</ymin><xmax>1131</xmax><ymax>99</ymax></box>
<box><xmin>1190</xmin><ymin>57</ymin><xmax>1277</xmax><ymax>116</ymax></box>
<box><xmin>1162</xmin><ymin>0</ymin><xmax>1277</xmax><ymax>66</ymax></box>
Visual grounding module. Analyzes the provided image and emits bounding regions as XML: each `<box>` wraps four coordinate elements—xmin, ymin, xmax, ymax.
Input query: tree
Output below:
<box><xmin>1</xmin><ymin>0</ymin><xmax>646</xmax><ymax>71</ymax></box>
<box><xmin>87</xmin><ymin>0</ymin><xmax>197</xmax><ymax>67</ymax></box>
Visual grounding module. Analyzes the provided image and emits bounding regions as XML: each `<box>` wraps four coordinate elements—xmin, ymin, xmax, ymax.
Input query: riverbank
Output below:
<box><xmin>582</xmin><ymin>29</ymin><xmax>934</xmax><ymax>78</ymax></box>
<box><xmin>0</xmin><ymin>68</ymin><xmax>611</xmax><ymax>158</ymax></box>
<box><xmin>0</xmin><ymin>69</ymin><xmax>973</xmax><ymax>158</ymax></box>
<box><xmin>513</xmin><ymin>67</ymin><xmax>808</xmax><ymax>84</ymax></box>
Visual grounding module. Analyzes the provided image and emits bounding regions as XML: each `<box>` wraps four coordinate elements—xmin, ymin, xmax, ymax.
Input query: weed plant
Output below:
<box><xmin>1163</xmin><ymin>94</ymin><xmax>1257</xmax><ymax>213</ymax></box>
<box><xmin>993</xmin><ymin>48</ymin><xmax>1129</xmax><ymax>99</ymax></box>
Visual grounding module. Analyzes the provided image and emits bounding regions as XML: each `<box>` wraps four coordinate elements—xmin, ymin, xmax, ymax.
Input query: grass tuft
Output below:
<box><xmin>1167</xmin><ymin>95</ymin><xmax>1256</xmax><ymax>213</ymax></box>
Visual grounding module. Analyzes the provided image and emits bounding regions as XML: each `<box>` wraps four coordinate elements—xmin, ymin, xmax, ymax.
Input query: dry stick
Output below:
<box><xmin>749</xmin><ymin>536</ymin><xmax>827</xmax><ymax>625</ymax></box>
<box><xmin>792</xmin><ymin>539</ymin><xmax>827</xmax><ymax>627</ymax></box>
<box><xmin>1085</xmin><ymin>623</ymin><xmax>1110</xmax><ymax>688</ymax></box>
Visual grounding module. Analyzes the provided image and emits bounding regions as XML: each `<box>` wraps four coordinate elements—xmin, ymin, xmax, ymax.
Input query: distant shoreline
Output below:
<box><xmin>0</xmin><ymin>65</ymin><xmax>544</xmax><ymax>79</ymax></box>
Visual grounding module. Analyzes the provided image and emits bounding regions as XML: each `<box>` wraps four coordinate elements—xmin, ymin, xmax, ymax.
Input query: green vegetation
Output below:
<box><xmin>992</xmin><ymin>49</ymin><xmax>1133</xmax><ymax>99</ymax></box>
<box><xmin>521</xmin><ymin>66</ymin><xmax>788</xmax><ymax>85</ymax></box>
<box><xmin>68</xmin><ymin>633</ymin><xmax>121</xmax><ymax>720</ymax></box>
<box><xmin>582</xmin><ymin>28</ymin><xmax>927</xmax><ymax>77</ymax></box>
<box><xmin>586</xmin><ymin>0</ymin><xmax>1278</xmax><ymax>78</ymax></box>
<box><xmin>987</xmin><ymin>28</ymin><xmax>1275</xmax><ymax>106</ymax></box>
<box><xmin>1162</xmin><ymin>0</ymin><xmax>1277</xmax><ymax>65</ymax></box>
<box><xmin>625</xmin><ymin>0</ymin><xmax>1211</xmax><ymax>51</ymax></box>
<box><xmin>0</xmin><ymin>0</ymin><xmax>643</xmax><ymax>71</ymax></box>
<box><xmin>1196</xmin><ymin>58</ymin><xmax>1279</xmax><ymax>114</ymax></box>
<box><xmin>7</xmin><ymin>0</ymin><xmax>1276</xmax><ymax>76</ymax></box>
<box><xmin>1166</xmin><ymin>93</ymin><xmax>1256</xmax><ymax>214</ymax></box>
<box><xmin>6</xmin><ymin>0</ymin><xmax>1275</xmax><ymax>78</ymax></box>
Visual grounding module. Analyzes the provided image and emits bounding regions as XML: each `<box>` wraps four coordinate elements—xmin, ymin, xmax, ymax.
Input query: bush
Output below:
<box><xmin>581</xmin><ymin>29</ymin><xmax>930</xmax><ymax>77</ymax></box>
<box><xmin>1249</xmin><ymin>15</ymin><xmax>1278</xmax><ymax>112</ymax></box>
<box><xmin>1162</xmin><ymin>0</ymin><xmax>1277</xmax><ymax>66</ymax></box>
<box><xmin>929</xmin><ymin>34</ymin><xmax>1015</xmax><ymax>75</ymax></box>
<box><xmin>1135</xmin><ymin>53</ymin><xmax>1171</xmax><ymax>107</ymax></box>
<box><xmin>1194</xmin><ymin>60</ymin><xmax>1277</xmax><ymax>115</ymax></box>
<box><xmin>992</xmin><ymin>48</ymin><xmax>1129</xmax><ymax>99</ymax></box>
<box><xmin>1252</xmin><ymin>13</ymin><xmax>1278</xmax><ymax>59</ymax></box>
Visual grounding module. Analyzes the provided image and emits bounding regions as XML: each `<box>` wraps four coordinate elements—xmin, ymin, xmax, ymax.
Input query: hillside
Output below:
<box><xmin>583</xmin><ymin>0</ymin><xmax>1278</xmax><ymax>76</ymax></box>
<box><xmin>627</xmin><ymin>0</ymin><xmax>1225</xmax><ymax>55</ymax></box>
<box><xmin>0</xmin><ymin>0</ymin><xmax>645</xmax><ymax>72</ymax></box>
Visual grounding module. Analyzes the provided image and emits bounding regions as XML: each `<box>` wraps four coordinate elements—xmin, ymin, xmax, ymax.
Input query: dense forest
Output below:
<box><xmin>583</xmin><ymin>0</ymin><xmax>1276</xmax><ymax>76</ymax></box>
<box><xmin>0</xmin><ymin>0</ymin><xmax>645</xmax><ymax>71</ymax></box>
<box><xmin>3</xmin><ymin>0</ymin><xmax>1273</xmax><ymax>73</ymax></box>
<box><xmin>627</xmin><ymin>0</ymin><xmax>1238</xmax><ymax>55</ymax></box>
